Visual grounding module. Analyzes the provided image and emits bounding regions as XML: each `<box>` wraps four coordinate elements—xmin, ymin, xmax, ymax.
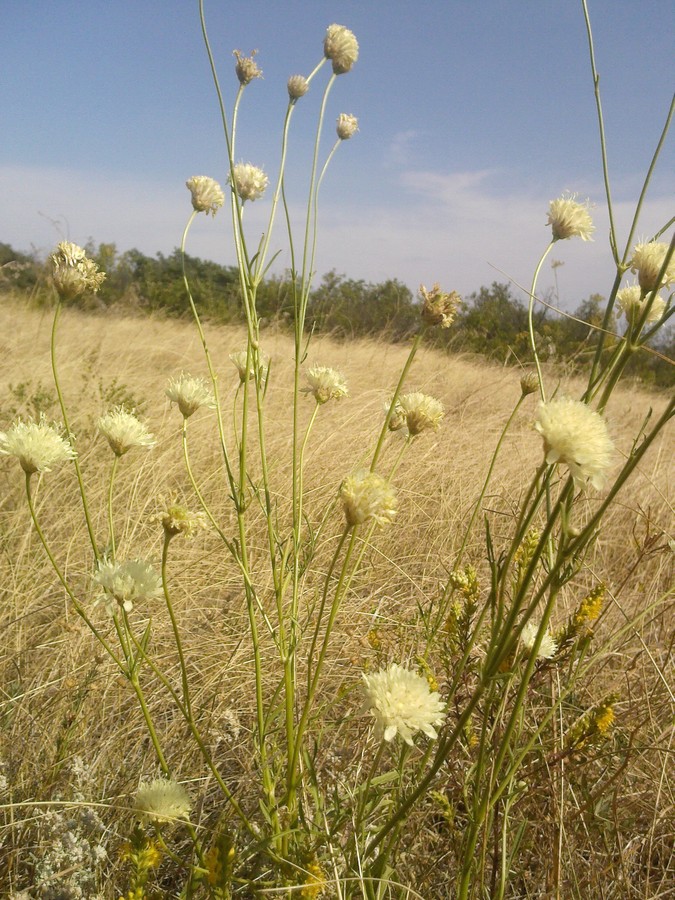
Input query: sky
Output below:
<box><xmin>1</xmin><ymin>0</ymin><xmax>673</xmax><ymax>310</ymax></box>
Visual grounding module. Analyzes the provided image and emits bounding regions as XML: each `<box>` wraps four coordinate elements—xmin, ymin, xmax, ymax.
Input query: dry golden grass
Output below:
<box><xmin>0</xmin><ymin>297</ymin><xmax>673</xmax><ymax>897</ymax></box>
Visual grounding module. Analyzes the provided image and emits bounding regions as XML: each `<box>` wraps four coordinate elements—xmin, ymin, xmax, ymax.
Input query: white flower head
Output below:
<box><xmin>98</xmin><ymin>407</ymin><xmax>156</xmax><ymax>456</ymax></box>
<box><xmin>616</xmin><ymin>283</ymin><xmax>666</xmax><ymax>326</ymax></box>
<box><xmin>324</xmin><ymin>24</ymin><xmax>359</xmax><ymax>74</ymax></box>
<box><xmin>395</xmin><ymin>392</ymin><xmax>444</xmax><ymax>436</ymax></box>
<box><xmin>233</xmin><ymin>49</ymin><xmax>262</xmax><ymax>85</ymax></box>
<box><xmin>50</xmin><ymin>241</ymin><xmax>105</xmax><ymax>300</ymax></box>
<box><xmin>186</xmin><ymin>176</ymin><xmax>225</xmax><ymax>216</ymax></box>
<box><xmin>534</xmin><ymin>398</ymin><xmax>613</xmax><ymax>490</ymax></box>
<box><xmin>134</xmin><ymin>778</ymin><xmax>191</xmax><ymax>824</ymax></box>
<box><xmin>520</xmin><ymin>621</ymin><xmax>558</xmax><ymax>660</ymax></box>
<box><xmin>303</xmin><ymin>365</ymin><xmax>348</xmax><ymax>404</ymax></box>
<box><xmin>94</xmin><ymin>558</ymin><xmax>162</xmax><ymax>613</ymax></box>
<box><xmin>287</xmin><ymin>75</ymin><xmax>309</xmax><ymax>100</ymax></box>
<box><xmin>336</xmin><ymin>113</ymin><xmax>358</xmax><ymax>140</ymax></box>
<box><xmin>166</xmin><ymin>373</ymin><xmax>215</xmax><ymax>418</ymax></box>
<box><xmin>228</xmin><ymin>163</ymin><xmax>269</xmax><ymax>203</ymax></box>
<box><xmin>229</xmin><ymin>349</ymin><xmax>268</xmax><ymax>384</ymax></box>
<box><xmin>362</xmin><ymin>663</ymin><xmax>445</xmax><ymax>746</ymax></box>
<box><xmin>340</xmin><ymin>470</ymin><xmax>397</xmax><ymax>528</ymax></box>
<box><xmin>630</xmin><ymin>241</ymin><xmax>675</xmax><ymax>292</ymax></box>
<box><xmin>547</xmin><ymin>194</ymin><xmax>595</xmax><ymax>242</ymax></box>
<box><xmin>0</xmin><ymin>416</ymin><xmax>76</xmax><ymax>475</ymax></box>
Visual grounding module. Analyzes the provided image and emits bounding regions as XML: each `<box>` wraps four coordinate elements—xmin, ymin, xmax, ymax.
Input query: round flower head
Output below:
<box><xmin>395</xmin><ymin>392</ymin><xmax>444</xmax><ymax>436</ymax></box>
<box><xmin>94</xmin><ymin>558</ymin><xmax>162</xmax><ymax>613</ymax></box>
<box><xmin>287</xmin><ymin>75</ymin><xmax>309</xmax><ymax>100</ymax></box>
<box><xmin>419</xmin><ymin>283</ymin><xmax>461</xmax><ymax>328</ymax></box>
<box><xmin>228</xmin><ymin>163</ymin><xmax>269</xmax><ymax>203</ymax></box>
<box><xmin>520</xmin><ymin>371</ymin><xmax>540</xmax><ymax>397</ymax></box>
<box><xmin>534</xmin><ymin>398</ymin><xmax>613</xmax><ymax>490</ymax></box>
<box><xmin>336</xmin><ymin>113</ymin><xmax>358</xmax><ymax>140</ymax></box>
<box><xmin>0</xmin><ymin>416</ymin><xmax>76</xmax><ymax>475</ymax></box>
<box><xmin>547</xmin><ymin>194</ymin><xmax>595</xmax><ymax>242</ymax></box>
<box><xmin>134</xmin><ymin>778</ymin><xmax>191</xmax><ymax>824</ymax></box>
<box><xmin>186</xmin><ymin>176</ymin><xmax>225</xmax><ymax>216</ymax></box>
<box><xmin>98</xmin><ymin>408</ymin><xmax>156</xmax><ymax>456</ymax></box>
<box><xmin>340</xmin><ymin>470</ymin><xmax>397</xmax><ymax>528</ymax></box>
<box><xmin>324</xmin><ymin>24</ymin><xmax>359</xmax><ymax>74</ymax></box>
<box><xmin>615</xmin><ymin>284</ymin><xmax>666</xmax><ymax>327</ymax></box>
<box><xmin>50</xmin><ymin>241</ymin><xmax>105</xmax><ymax>300</ymax></box>
<box><xmin>630</xmin><ymin>241</ymin><xmax>675</xmax><ymax>292</ymax></box>
<box><xmin>520</xmin><ymin>621</ymin><xmax>558</xmax><ymax>660</ymax></box>
<box><xmin>152</xmin><ymin>499</ymin><xmax>207</xmax><ymax>539</ymax></box>
<box><xmin>303</xmin><ymin>366</ymin><xmax>348</xmax><ymax>404</ymax></box>
<box><xmin>233</xmin><ymin>49</ymin><xmax>262</xmax><ymax>85</ymax></box>
<box><xmin>166</xmin><ymin>373</ymin><xmax>215</xmax><ymax>418</ymax></box>
<box><xmin>229</xmin><ymin>349</ymin><xmax>268</xmax><ymax>384</ymax></box>
<box><xmin>362</xmin><ymin>663</ymin><xmax>445</xmax><ymax>746</ymax></box>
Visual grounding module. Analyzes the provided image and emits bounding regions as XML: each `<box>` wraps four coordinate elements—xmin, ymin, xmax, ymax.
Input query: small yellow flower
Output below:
<box><xmin>303</xmin><ymin>365</ymin><xmax>348</xmax><ymax>404</ymax></box>
<box><xmin>395</xmin><ymin>392</ymin><xmax>444</xmax><ymax>436</ymax></box>
<box><xmin>573</xmin><ymin>584</ymin><xmax>605</xmax><ymax>630</ymax></box>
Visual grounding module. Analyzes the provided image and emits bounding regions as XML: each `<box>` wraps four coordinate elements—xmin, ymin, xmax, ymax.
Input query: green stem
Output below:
<box><xmin>50</xmin><ymin>300</ymin><xmax>99</xmax><ymax>559</ymax></box>
<box><xmin>161</xmin><ymin>532</ymin><xmax>192</xmax><ymax>719</ymax></box>
<box><xmin>107</xmin><ymin>455</ymin><xmax>119</xmax><ymax>560</ymax></box>
<box><xmin>371</xmin><ymin>332</ymin><xmax>423</xmax><ymax>471</ymax></box>
<box><xmin>527</xmin><ymin>241</ymin><xmax>554</xmax><ymax>401</ymax></box>
<box><xmin>25</xmin><ymin>472</ymin><xmax>122</xmax><ymax>669</ymax></box>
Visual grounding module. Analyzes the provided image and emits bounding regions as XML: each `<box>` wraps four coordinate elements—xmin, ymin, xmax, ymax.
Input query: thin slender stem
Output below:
<box><xmin>107</xmin><ymin>455</ymin><xmax>119</xmax><ymax>561</ymax></box>
<box><xmin>161</xmin><ymin>532</ymin><xmax>192</xmax><ymax>719</ymax></box>
<box><xmin>50</xmin><ymin>300</ymin><xmax>99</xmax><ymax>559</ymax></box>
<box><xmin>527</xmin><ymin>241</ymin><xmax>554</xmax><ymax>401</ymax></box>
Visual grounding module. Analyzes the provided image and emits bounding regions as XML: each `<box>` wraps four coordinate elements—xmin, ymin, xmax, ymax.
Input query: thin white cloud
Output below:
<box><xmin>1</xmin><ymin>163</ymin><xmax>672</xmax><ymax>312</ymax></box>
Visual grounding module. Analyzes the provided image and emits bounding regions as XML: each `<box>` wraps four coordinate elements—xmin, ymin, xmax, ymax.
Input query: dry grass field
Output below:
<box><xmin>0</xmin><ymin>297</ymin><xmax>673</xmax><ymax>898</ymax></box>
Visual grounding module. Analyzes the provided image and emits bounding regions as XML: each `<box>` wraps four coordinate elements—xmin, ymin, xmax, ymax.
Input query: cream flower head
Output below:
<box><xmin>50</xmin><ymin>241</ymin><xmax>105</xmax><ymax>300</ymax></box>
<box><xmin>547</xmin><ymin>194</ymin><xmax>595</xmax><ymax>241</ymax></box>
<box><xmin>0</xmin><ymin>417</ymin><xmax>76</xmax><ymax>475</ymax></box>
<box><xmin>303</xmin><ymin>366</ymin><xmax>348</xmax><ymax>404</ymax></box>
<box><xmin>362</xmin><ymin>663</ymin><xmax>445</xmax><ymax>746</ymax></box>
<box><xmin>152</xmin><ymin>498</ymin><xmax>207</xmax><ymax>539</ymax></box>
<box><xmin>419</xmin><ymin>283</ymin><xmax>461</xmax><ymax>328</ymax></box>
<box><xmin>134</xmin><ymin>778</ymin><xmax>191</xmax><ymax>824</ymax></box>
<box><xmin>229</xmin><ymin>349</ymin><xmax>268</xmax><ymax>384</ymax></box>
<box><xmin>233</xmin><ymin>49</ymin><xmax>262</xmax><ymax>85</ymax></box>
<box><xmin>534</xmin><ymin>398</ymin><xmax>613</xmax><ymax>490</ymax></box>
<box><xmin>98</xmin><ymin>408</ymin><xmax>156</xmax><ymax>456</ymax></box>
<box><xmin>340</xmin><ymin>470</ymin><xmax>397</xmax><ymax>528</ymax></box>
<box><xmin>186</xmin><ymin>176</ymin><xmax>225</xmax><ymax>216</ymax></box>
<box><xmin>395</xmin><ymin>392</ymin><xmax>444</xmax><ymax>436</ymax></box>
<box><xmin>324</xmin><ymin>24</ymin><xmax>359</xmax><ymax>74</ymax></box>
<box><xmin>228</xmin><ymin>163</ymin><xmax>269</xmax><ymax>202</ymax></box>
<box><xmin>287</xmin><ymin>75</ymin><xmax>309</xmax><ymax>100</ymax></box>
<box><xmin>336</xmin><ymin>113</ymin><xmax>358</xmax><ymax>140</ymax></box>
<box><xmin>520</xmin><ymin>621</ymin><xmax>558</xmax><ymax>660</ymax></box>
<box><xmin>630</xmin><ymin>241</ymin><xmax>675</xmax><ymax>292</ymax></box>
<box><xmin>166</xmin><ymin>373</ymin><xmax>215</xmax><ymax>418</ymax></box>
<box><xmin>616</xmin><ymin>284</ymin><xmax>666</xmax><ymax>326</ymax></box>
<box><xmin>94</xmin><ymin>559</ymin><xmax>162</xmax><ymax>613</ymax></box>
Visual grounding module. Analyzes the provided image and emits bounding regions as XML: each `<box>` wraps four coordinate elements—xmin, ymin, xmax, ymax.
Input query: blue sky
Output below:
<box><xmin>2</xmin><ymin>0</ymin><xmax>673</xmax><ymax>309</ymax></box>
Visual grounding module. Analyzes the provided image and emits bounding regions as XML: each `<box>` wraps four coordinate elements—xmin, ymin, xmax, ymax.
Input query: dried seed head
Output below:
<box><xmin>233</xmin><ymin>49</ymin><xmax>262</xmax><ymax>85</ymax></box>
<box><xmin>419</xmin><ymin>283</ymin><xmax>461</xmax><ymax>328</ymax></box>
<box><xmin>336</xmin><ymin>113</ymin><xmax>359</xmax><ymax>140</ymax></box>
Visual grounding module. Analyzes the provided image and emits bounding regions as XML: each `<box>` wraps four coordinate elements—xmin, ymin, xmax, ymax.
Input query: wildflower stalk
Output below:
<box><xmin>161</xmin><ymin>532</ymin><xmax>192</xmax><ymax>719</ymax></box>
<box><xmin>50</xmin><ymin>300</ymin><xmax>99</xmax><ymax>559</ymax></box>
<box><xmin>527</xmin><ymin>241</ymin><xmax>554</xmax><ymax>401</ymax></box>
<box><xmin>107</xmin><ymin>455</ymin><xmax>119</xmax><ymax>561</ymax></box>
<box><xmin>370</xmin><ymin>331</ymin><xmax>423</xmax><ymax>470</ymax></box>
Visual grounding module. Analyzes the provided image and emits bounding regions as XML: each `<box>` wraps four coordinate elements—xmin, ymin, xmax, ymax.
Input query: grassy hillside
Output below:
<box><xmin>1</xmin><ymin>298</ymin><xmax>672</xmax><ymax>898</ymax></box>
